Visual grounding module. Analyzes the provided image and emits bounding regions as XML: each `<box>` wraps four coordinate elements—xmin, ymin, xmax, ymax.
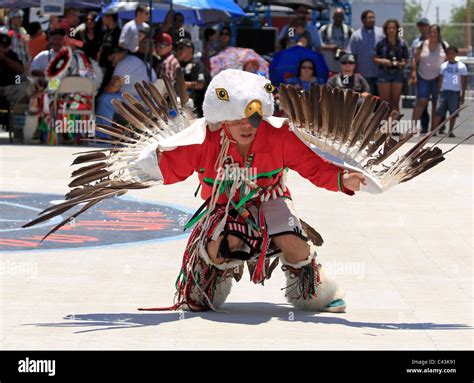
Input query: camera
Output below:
<box><xmin>392</xmin><ymin>56</ymin><xmax>397</xmax><ymax>68</ymax></box>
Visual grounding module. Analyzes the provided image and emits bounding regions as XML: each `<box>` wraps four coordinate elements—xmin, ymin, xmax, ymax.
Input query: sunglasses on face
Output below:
<box><xmin>220</xmin><ymin>32</ymin><xmax>230</xmax><ymax>36</ymax></box>
<box><xmin>157</xmin><ymin>43</ymin><xmax>170</xmax><ymax>48</ymax></box>
<box><xmin>301</xmin><ymin>66</ymin><xmax>313</xmax><ymax>69</ymax></box>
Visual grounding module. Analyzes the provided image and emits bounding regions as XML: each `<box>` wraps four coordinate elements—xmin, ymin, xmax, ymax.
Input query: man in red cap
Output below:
<box><xmin>155</xmin><ymin>32</ymin><xmax>180</xmax><ymax>83</ymax></box>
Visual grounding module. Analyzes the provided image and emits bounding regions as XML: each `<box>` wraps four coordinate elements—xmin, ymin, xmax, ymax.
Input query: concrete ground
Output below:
<box><xmin>0</xmin><ymin>108</ymin><xmax>472</xmax><ymax>350</ymax></box>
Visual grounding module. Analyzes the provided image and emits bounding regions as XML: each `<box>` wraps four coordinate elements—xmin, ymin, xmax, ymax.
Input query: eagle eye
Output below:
<box><xmin>215</xmin><ymin>88</ymin><xmax>229</xmax><ymax>101</ymax></box>
<box><xmin>264</xmin><ymin>83</ymin><xmax>275</xmax><ymax>93</ymax></box>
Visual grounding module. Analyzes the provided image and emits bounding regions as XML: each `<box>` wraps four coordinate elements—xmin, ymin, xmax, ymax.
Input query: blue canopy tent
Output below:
<box><xmin>269</xmin><ymin>45</ymin><xmax>329</xmax><ymax>86</ymax></box>
<box><xmin>0</xmin><ymin>0</ymin><xmax>101</xmax><ymax>8</ymax></box>
<box><xmin>101</xmin><ymin>0</ymin><xmax>246</xmax><ymax>26</ymax></box>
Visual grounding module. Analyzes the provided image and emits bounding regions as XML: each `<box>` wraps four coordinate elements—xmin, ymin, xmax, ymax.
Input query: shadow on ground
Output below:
<box><xmin>24</xmin><ymin>302</ymin><xmax>472</xmax><ymax>335</ymax></box>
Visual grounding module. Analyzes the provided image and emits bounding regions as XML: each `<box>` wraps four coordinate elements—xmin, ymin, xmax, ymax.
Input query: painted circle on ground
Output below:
<box><xmin>0</xmin><ymin>192</ymin><xmax>192</xmax><ymax>251</ymax></box>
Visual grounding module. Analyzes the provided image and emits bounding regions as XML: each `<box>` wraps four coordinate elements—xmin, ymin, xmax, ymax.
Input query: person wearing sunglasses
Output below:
<box><xmin>78</xmin><ymin>11</ymin><xmax>102</xmax><ymax>61</ymax></box>
<box><xmin>285</xmin><ymin>59</ymin><xmax>322</xmax><ymax>92</ymax></box>
<box><xmin>217</xmin><ymin>26</ymin><xmax>232</xmax><ymax>53</ymax></box>
<box><xmin>119</xmin><ymin>5</ymin><xmax>150</xmax><ymax>53</ymax></box>
<box><xmin>327</xmin><ymin>54</ymin><xmax>370</xmax><ymax>98</ymax></box>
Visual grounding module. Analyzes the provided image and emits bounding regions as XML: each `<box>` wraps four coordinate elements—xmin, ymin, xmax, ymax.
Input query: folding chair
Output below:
<box><xmin>52</xmin><ymin>77</ymin><xmax>96</xmax><ymax>142</ymax></box>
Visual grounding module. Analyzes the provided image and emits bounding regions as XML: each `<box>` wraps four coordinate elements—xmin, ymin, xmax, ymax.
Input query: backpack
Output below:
<box><xmin>416</xmin><ymin>38</ymin><xmax>448</xmax><ymax>55</ymax></box>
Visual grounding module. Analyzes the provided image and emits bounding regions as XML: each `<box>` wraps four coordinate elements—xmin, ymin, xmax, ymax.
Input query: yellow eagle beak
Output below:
<box><xmin>244</xmin><ymin>100</ymin><xmax>263</xmax><ymax>129</ymax></box>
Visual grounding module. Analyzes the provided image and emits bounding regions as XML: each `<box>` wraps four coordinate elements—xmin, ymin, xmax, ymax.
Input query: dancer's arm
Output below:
<box><xmin>157</xmin><ymin>144</ymin><xmax>203</xmax><ymax>185</ymax></box>
<box><xmin>281</xmin><ymin>125</ymin><xmax>365</xmax><ymax>194</ymax></box>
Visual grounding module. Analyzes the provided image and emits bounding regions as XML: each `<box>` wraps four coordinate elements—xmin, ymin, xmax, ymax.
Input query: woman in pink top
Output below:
<box><xmin>410</xmin><ymin>24</ymin><xmax>447</xmax><ymax>133</ymax></box>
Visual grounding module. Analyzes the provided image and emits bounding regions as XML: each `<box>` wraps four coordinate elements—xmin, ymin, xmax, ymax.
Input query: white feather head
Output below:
<box><xmin>202</xmin><ymin>69</ymin><xmax>275</xmax><ymax>124</ymax></box>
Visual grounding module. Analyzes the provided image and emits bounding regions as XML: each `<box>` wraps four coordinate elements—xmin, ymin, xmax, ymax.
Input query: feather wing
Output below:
<box><xmin>22</xmin><ymin>81</ymin><xmax>195</xmax><ymax>241</ymax></box>
<box><xmin>278</xmin><ymin>84</ymin><xmax>471</xmax><ymax>193</ymax></box>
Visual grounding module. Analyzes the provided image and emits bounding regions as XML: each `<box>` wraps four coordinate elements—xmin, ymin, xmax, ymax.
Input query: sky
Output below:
<box><xmin>419</xmin><ymin>0</ymin><xmax>467</xmax><ymax>24</ymax></box>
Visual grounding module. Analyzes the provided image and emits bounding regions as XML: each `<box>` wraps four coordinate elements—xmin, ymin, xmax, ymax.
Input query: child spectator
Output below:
<box><xmin>433</xmin><ymin>46</ymin><xmax>467</xmax><ymax>137</ymax></box>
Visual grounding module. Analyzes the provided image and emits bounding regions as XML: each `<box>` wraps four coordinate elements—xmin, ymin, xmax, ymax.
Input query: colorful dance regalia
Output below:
<box><xmin>148</xmin><ymin>117</ymin><xmax>354</xmax><ymax>311</ymax></box>
<box><xmin>23</xmin><ymin>68</ymin><xmax>471</xmax><ymax>312</ymax></box>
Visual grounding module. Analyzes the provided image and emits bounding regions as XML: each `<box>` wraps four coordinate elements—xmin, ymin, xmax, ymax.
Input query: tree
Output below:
<box><xmin>403</xmin><ymin>0</ymin><xmax>423</xmax><ymax>23</ymax></box>
<box><xmin>403</xmin><ymin>0</ymin><xmax>424</xmax><ymax>45</ymax></box>
<box><xmin>442</xmin><ymin>2</ymin><xmax>473</xmax><ymax>51</ymax></box>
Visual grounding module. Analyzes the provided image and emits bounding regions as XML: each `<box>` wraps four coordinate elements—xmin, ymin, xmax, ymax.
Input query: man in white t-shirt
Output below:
<box><xmin>118</xmin><ymin>5</ymin><xmax>150</xmax><ymax>53</ymax></box>
<box><xmin>97</xmin><ymin>35</ymin><xmax>156</xmax><ymax>130</ymax></box>
<box><xmin>434</xmin><ymin>46</ymin><xmax>468</xmax><ymax>137</ymax></box>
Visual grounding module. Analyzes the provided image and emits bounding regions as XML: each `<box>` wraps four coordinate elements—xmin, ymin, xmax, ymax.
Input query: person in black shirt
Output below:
<box><xmin>373</xmin><ymin>19</ymin><xmax>408</xmax><ymax>111</ymax></box>
<box><xmin>97</xmin><ymin>13</ymin><xmax>122</xmax><ymax>96</ymax></box>
<box><xmin>175</xmin><ymin>39</ymin><xmax>210</xmax><ymax>117</ymax></box>
<box><xmin>159</xmin><ymin>11</ymin><xmax>192</xmax><ymax>47</ymax></box>
<box><xmin>173</xmin><ymin>13</ymin><xmax>191</xmax><ymax>43</ymax></box>
<box><xmin>78</xmin><ymin>11</ymin><xmax>102</xmax><ymax>61</ymax></box>
<box><xmin>0</xmin><ymin>33</ymin><xmax>28</xmax><ymax>105</ymax></box>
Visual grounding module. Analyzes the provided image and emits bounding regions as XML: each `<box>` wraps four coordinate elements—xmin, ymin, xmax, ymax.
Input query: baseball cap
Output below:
<box><xmin>177</xmin><ymin>38</ymin><xmax>194</xmax><ymax>49</ymax></box>
<box><xmin>340</xmin><ymin>54</ymin><xmax>356</xmax><ymax>64</ymax></box>
<box><xmin>9</xmin><ymin>9</ymin><xmax>24</xmax><ymax>18</ymax></box>
<box><xmin>416</xmin><ymin>17</ymin><xmax>430</xmax><ymax>26</ymax></box>
<box><xmin>155</xmin><ymin>32</ymin><xmax>172</xmax><ymax>46</ymax></box>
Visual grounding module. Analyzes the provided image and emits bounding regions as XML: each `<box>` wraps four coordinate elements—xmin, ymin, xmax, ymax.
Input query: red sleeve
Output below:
<box><xmin>159</xmin><ymin>144</ymin><xmax>202</xmax><ymax>185</ymax></box>
<box><xmin>281</xmin><ymin>125</ymin><xmax>354</xmax><ymax>195</ymax></box>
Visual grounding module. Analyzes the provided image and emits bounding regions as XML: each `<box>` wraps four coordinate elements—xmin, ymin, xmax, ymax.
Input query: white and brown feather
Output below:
<box><xmin>22</xmin><ymin>74</ymin><xmax>195</xmax><ymax>241</ymax></box>
<box><xmin>278</xmin><ymin>83</ymin><xmax>471</xmax><ymax>192</ymax></box>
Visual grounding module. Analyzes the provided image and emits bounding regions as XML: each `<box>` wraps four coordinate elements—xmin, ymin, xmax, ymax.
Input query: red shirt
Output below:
<box><xmin>159</xmin><ymin>120</ymin><xmax>353</xmax><ymax>204</ymax></box>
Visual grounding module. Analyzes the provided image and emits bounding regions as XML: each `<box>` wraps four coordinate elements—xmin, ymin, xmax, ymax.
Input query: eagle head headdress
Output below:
<box><xmin>202</xmin><ymin>69</ymin><xmax>275</xmax><ymax>129</ymax></box>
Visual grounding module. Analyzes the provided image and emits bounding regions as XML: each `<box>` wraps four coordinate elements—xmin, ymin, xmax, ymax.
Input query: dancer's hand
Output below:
<box><xmin>343</xmin><ymin>172</ymin><xmax>367</xmax><ymax>191</ymax></box>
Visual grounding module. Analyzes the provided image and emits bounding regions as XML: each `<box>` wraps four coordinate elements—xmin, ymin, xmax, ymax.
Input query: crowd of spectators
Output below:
<box><xmin>0</xmin><ymin>4</ymin><xmax>468</xmax><ymax>143</ymax></box>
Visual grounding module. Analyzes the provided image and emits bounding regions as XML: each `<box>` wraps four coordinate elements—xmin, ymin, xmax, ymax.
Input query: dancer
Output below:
<box><xmin>23</xmin><ymin>69</ymin><xmax>471</xmax><ymax>313</ymax></box>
